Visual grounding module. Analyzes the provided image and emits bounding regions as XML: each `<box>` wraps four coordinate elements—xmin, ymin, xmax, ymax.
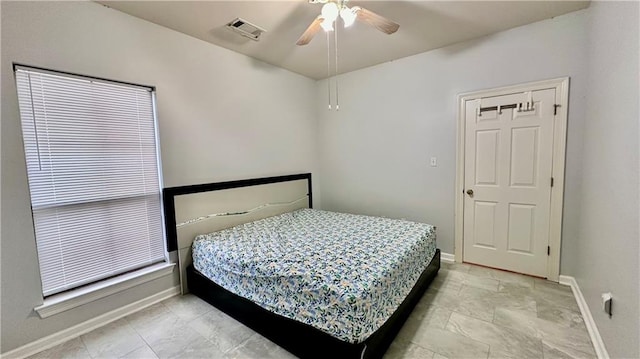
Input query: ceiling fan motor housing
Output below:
<box><xmin>309</xmin><ymin>0</ymin><xmax>349</xmax><ymax>5</ymax></box>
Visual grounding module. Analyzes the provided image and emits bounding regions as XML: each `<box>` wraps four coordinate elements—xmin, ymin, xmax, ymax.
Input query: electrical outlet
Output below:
<box><xmin>430</xmin><ymin>157</ymin><xmax>437</xmax><ymax>167</ymax></box>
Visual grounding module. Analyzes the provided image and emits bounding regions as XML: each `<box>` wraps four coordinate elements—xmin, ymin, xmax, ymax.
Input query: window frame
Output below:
<box><xmin>14</xmin><ymin>63</ymin><xmax>170</xmax><ymax>301</ymax></box>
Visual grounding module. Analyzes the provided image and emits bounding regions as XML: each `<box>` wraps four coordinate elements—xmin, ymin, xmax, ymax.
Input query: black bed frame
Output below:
<box><xmin>188</xmin><ymin>250</ymin><xmax>440</xmax><ymax>359</ymax></box>
<box><xmin>164</xmin><ymin>173</ymin><xmax>440</xmax><ymax>358</ymax></box>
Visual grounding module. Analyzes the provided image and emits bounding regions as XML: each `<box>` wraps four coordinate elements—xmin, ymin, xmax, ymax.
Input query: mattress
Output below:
<box><xmin>192</xmin><ymin>208</ymin><xmax>436</xmax><ymax>343</ymax></box>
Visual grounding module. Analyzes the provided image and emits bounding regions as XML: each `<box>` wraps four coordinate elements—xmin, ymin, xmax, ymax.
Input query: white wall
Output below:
<box><xmin>575</xmin><ymin>2</ymin><xmax>639</xmax><ymax>358</ymax></box>
<box><xmin>316</xmin><ymin>10</ymin><xmax>588</xmax><ymax>266</ymax></box>
<box><xmin>1</xmin><ymin>1</ymin><xmax>317</xmax><ymax>352</ymax></box>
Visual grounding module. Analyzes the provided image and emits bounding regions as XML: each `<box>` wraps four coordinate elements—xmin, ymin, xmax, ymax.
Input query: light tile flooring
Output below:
<box><xmin>28</xmin><ymin>262</ymin><xmax>596</xmax><ymax>359</ymax></box>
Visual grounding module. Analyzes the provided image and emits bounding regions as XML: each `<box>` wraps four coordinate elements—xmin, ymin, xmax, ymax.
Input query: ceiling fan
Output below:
<box><xmin>296</xmin><ymin>0</ymin><xmax>400</xmax><ymax>46</ymax></box>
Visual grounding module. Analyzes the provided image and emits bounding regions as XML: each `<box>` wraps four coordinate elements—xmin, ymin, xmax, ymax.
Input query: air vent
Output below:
<box><xmin>226</xmin><ymin>18</ymin><xmax>267</xmax><ymax>41</ymax></box>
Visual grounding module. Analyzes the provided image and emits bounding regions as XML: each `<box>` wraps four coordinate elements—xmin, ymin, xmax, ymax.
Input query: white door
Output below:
<box><xmin>463</xmin><ymin>89</ymin><xmax>555</xmax><ymax>277</ymax></box>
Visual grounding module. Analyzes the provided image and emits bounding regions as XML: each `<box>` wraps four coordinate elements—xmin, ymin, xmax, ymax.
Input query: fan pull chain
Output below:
<box><xmin>334</xmin><ymin>22</ymin><xmax>339</xmax><ymax>111</ymax></box>
<box><xmin>326</xmin><ymin>31</ymin><xmax>332</xmax><ymax>110</ymax></box>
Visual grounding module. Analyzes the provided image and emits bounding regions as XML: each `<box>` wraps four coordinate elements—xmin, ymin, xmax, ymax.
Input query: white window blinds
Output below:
<box><xmin>15</xmin><ymin>66</ymin><xmax>166</xmax><ymax>296</ymax></box>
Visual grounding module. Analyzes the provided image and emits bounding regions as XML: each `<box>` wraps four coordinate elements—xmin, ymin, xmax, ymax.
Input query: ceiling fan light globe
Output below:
<box><xmin>340</xmin><ymin>7</ymin><xmax>357</xmax><ymax>27</ymax></box>
<box><xmin>321</xmin><ymin>2</ymin><xmax>339</xmax><ymax>22</ymax></box>
<box><xmin>320</xmin><ymin>18</ymin><xmax>334</xmax><ymax>32</ymax></box>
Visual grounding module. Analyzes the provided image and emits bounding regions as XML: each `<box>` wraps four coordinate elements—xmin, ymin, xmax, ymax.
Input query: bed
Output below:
<box><xmin>163</xmin><ymin>173</ymin><xmax>440</xmax><ymax>358</ymax></box>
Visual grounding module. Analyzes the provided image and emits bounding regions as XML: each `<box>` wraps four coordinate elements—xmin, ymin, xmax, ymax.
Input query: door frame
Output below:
<box><xmin>454</xmin><ymin>77</ymin><xmax>569</xmax><ymax>281</ymax></box>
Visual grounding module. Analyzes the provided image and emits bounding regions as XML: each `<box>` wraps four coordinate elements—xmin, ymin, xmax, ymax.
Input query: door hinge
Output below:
<box><xmin>554</xmin><ymin>104</ymin><xmax>561</xmax><ymax>116</ymax></box>
<box><xmin>551</xmin><ymin>177</ymin><xmax>554</xmax><ymax>187</ymax></box>
<box><xmin>547</xmin><ymin>246</ymin><xmax>551</xmax><ymax>256</ymax></box>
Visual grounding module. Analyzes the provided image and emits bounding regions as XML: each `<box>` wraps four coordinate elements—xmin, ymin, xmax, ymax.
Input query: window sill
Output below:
<box><xmin>34</xmin><ymin>262</ymin><xmax>176</xmax><ymax>319</ymax></box>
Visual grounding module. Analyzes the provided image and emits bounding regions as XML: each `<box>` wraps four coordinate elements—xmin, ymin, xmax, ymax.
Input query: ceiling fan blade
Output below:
<box><xmin>355</xmin><ymin>7</ymin><xmax>399</xmax><ymax>35</ymax></box>
<box><xmin>296</xmin><ymin>16</ymin><xmax>323</xmax><ymax>46</ymax></box>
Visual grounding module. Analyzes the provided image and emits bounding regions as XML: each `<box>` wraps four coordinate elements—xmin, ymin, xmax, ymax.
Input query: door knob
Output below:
<box><xmin>466</xmin><ymin>189</ymin><xmax>474</xmax><ymax>197</ymax></box>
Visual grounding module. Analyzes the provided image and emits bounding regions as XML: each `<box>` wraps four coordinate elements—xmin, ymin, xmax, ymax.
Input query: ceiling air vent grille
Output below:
<box><xmin>226</xmin><ymin>18</ymin><xmax>267</xmax><ymax>41</ymax></box>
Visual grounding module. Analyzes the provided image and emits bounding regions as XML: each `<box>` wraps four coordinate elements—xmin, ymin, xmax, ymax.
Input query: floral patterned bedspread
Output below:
<box><xmin>192</xmin><ymin>208</ymin><xmax>436</xmax><ymax>343</ymax></box>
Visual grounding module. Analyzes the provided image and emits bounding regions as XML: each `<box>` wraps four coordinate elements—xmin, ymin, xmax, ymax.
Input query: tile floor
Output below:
<box><xmin>27</xmin><ymin>262</ymin><xmax>596</xmax><ymax>359</ymax></box>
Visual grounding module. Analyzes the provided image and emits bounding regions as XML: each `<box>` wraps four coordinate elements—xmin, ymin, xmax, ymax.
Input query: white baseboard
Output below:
<box><xmin>558</xmin><ymin>275</ymin><xmax>609</xmax><ymax>359</ymax></box>
<box><xmin>1</xmin><ymin>286</ymin><xmax>180</xmax><ymax>359</ymax></box>
<box><xmin>440</xmin><ymin>252</ymin><xmax>455</xmax><ymax>263</ymax></box>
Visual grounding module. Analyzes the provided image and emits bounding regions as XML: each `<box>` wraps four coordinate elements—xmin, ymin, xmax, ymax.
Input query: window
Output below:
<box><xmin>15</xmin><ymin>65</ymin><xmax>166</xmax><ymax>297</ymax></box>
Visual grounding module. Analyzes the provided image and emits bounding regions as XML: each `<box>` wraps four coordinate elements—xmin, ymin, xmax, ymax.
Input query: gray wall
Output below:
<box><xmin>1</xmin><ymin>1</ymin><xmax>317</xmax><ymax>353</ymax></box>
<box><xmin>316</xmin><ymin>3</ymin><xmax>640</xmax><ymax>356</ymax></box>
<box><xmin>3</xmin><ymin>1</ymin><xmax>638</xmax><ymax>356</ymax></box>
<box><xmin>575</xmin><ymin>2</ymin><xmax>639</xmax><ymax>358</ymax></box>
<box><xmin>315</xmin><ymin>10</ymin><xmax>588</xmax><ymax>264</ymax></box>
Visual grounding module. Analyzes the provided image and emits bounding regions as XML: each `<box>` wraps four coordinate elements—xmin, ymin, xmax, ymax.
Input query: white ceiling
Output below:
<box><xmin>98</xmin><ymin>1</ymin><xmax>590</xmax><ymax>80</ymax></box>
